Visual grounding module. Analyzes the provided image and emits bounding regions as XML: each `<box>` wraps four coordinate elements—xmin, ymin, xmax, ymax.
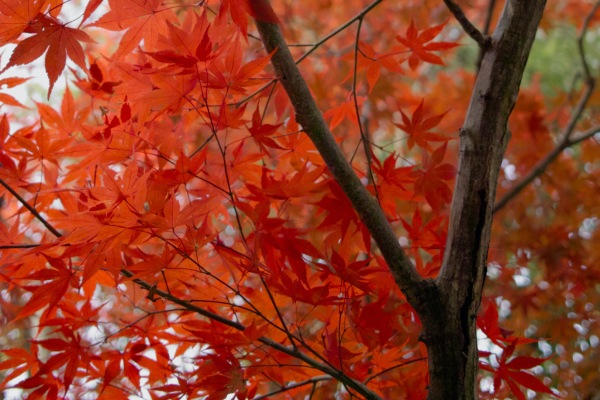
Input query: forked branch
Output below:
<box><xmin>443</xmin><ymin>0</ymin><xmax>487</xmax><ymax>47</ymax></box>
<box><xmin>253</xmin><ymin>11</ymin><xmax>424</xmax><ymax>307</ymax></box>
<box><xmin>120</xmin><ymin>270</ymin><xmax>382</xmax><ymax>400</ymax></box>
<box><xmin>0</xmin><ymin>161</ymin><xmax>382</xmax><ymax>400</ymax></box>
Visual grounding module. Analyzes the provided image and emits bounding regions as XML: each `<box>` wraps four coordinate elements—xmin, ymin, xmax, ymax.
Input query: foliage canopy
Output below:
<box><xmin>0</xmin><ymin>0</ymin><xmax>599</xmax><ymax>399</ymax></box>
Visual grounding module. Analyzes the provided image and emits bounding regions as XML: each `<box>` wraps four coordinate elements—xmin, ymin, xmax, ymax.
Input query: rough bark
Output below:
<box><xmin>255</xmin><ymin>0</ymin><xmax>547</xmax><ymax>398</ymax></box>
<box><xmin>429</xmin><ymin>2</ymin><xmax>546</xmax><ymax>398</ymax></box>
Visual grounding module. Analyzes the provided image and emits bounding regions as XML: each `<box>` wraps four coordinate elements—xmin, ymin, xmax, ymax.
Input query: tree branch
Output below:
<box><xmin>363</xmin><ymin>356</ymin><xmax>427</xmax><ymax>384</ymax></box>
<box><xmin>493</xmin><ymin>1</ymin><xmax>599</xmax><ymax>212</ymax></box>
<box><xmin>0</xmin><ymin>243</ymin><xmax>41</xmax><ymax>249</ymax></box>
<box><xmin>569</xmin><ymin>125</ymin><xmax>600</xmax><ymax>146</ymax></box>
<box><xmin>482</xmin><ymin>0</ymin><xmax>498</xmax><ymax>36</ymax></box>
<box><xmin>120</xmin><ymin>269</ymin><xmax>382</xmax><ymax>400</ymax></box>
<box><xmin>351</xmin><ymin>16</ymin><xmax>379</xmax><ymax>202</ymax></box>
<box><xmin>251</xmin><ymin>375</ymin><xmax>332</xmax><ymax>400</ymax></box>
<box><xmin>253</xmin><ymin>9</ymin><xmax>424</xmax><ymax>306</ymax></box>
<box><xmin>428</xmin><ymin>1</ymin><xmax>547</xmax><ymax>397</ymax></box>
<box><xmin>443</xmin><ymin>0</ymin><xmax>487</xmax><ymax>47</ymax></box>
<box><xmin>0</xmin><ymin>164</ymin><xmax>379</xmax><ymax>399</ymax></box>
<box><xmin>0</xmin><ymin>177</ymin><xmax>62</xmax><ymax>238</ymax></box>
<box><xmin>236</xmin><ymin>0</ymin><xmax>383</xmax><ymax>107</ymax></box>
<box><xmin>577</xmin><ymin>0</ymin><xmax>600</xmax><ymax>80</ymax></box>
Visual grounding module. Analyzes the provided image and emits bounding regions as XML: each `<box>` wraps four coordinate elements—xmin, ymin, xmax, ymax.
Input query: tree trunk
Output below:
<box><xmin>255</xmin><ymin>0</ymin><xmax>547</xmax><ymax>398</ymax></box>
<box><xmin>427</xmin><ymin>1</ymin><xmax>546</xmax><ymax>398</ymax></box>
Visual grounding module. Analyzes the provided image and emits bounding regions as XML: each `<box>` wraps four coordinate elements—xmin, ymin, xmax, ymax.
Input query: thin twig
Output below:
<box><xmin>569</xmin><ymin>125</ymin><xmax>600</xmax><ymax>146</ymax></box>
<box><xmin>494</xmin><ymin>2</ymin><xmax>599</xmax><ymax>212</ymax></box>
<box><xmin>0</xmin><ymin>177</ymin><xmax>62</xmax><ymax>238</ymax></box>
<box><xmin>252</xmin><ymin>375</ymin><xmax>332</xmax><ymax>400</ymax></box>
<box><xmin>477</xmin><ymin>0</ymin><xmax>498</xmax><ymax>71</ymax></box>
<box><xmin>92</xmin><ymin>308</ymin><xmax>189</xmax><ymax>346</ymax></box>
<box><xmin>443</xmin><ymin>0</ymin><xmax>487</xmax><ymax>47</ymax></box>
<box><xmin>351</xmin><ymin>16</ymin><xmax>380</xmax><ymax>203</ymax></box>
<box><xmin>577</xmin><ymin>0</ymin><xmax>600</xmax><ymax>80</ymax></box>
<box><xmin>0</xmin><ymin>243</ymin><xmax>42</xmax><ymax>249</ymax></box>
<box><xmin>482</xmin><ymin>0</ymin><xmax>498</xmax><ymax>35</ymax></box>
<box><xmin>235</xmin><ymin>0</ymin><xmax>384</xmax><ymax>107</ymax></box>
<box><xmin>494</xmin><ymin>84</ymin><xmax>595</xmax><ymax>212</ymax></box>
<box><xmin>363</xmin><ymin>356</ymin><xmax>428</xmax><ymax>383</ymax></box>
<box><xmin>120</xmin><ymin>268</ymin><xmax>382</xmax><ymax>400</ymax></box>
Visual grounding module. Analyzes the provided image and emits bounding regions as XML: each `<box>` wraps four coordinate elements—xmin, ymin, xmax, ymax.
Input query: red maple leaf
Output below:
<box><xmin>218</xmin><ymin>0</ymin><xmax>249</xmax><ymax>37</ymax></box>
<box><xmin>247</xmin><ymin>105</ymin><xmax>284</xmax><ymax>152</ymax></box>
<box><xmin>92</xmin><ymin>0</ymin><xmax>178</xmax><ymax>58</ymax></box>
<box><xmin>395</xmin><ymin>20</ymin><xmax>459</xmax><ymax>70</ymax></box>
<box><xmin>0</xmin><ymin>0</ymin><xmax>46</xmax><ymax>43</ymax></box>
<box><xmin>400</xmin><ymin>208</ymin><xmax>444</xmax><ymax>250</ymax></box>
<box><xmin>16</xmin><ymin>255</ymin><xmax>77</xmax><ymax>321</ymax></box>
<box><xmin>1</xmin><ymin>15</ymin><xmax>93</xmax><ymax>98</ymax></box>
<box><xmin>394</xmin><ymin>99</ymin><xmax>451</xmax><ymax>150</ymax></box>
<box><xmin>480</xmin><ymin>339</ymin><xmax>555</xmax><ymax>400</ymax></box>
<box><xmin>0</xmin><ymin>76</ymin><xmax>30</xmax><ymax>107</ymax></box>
<box><xmin>477</xmin><ymin>301</ymin><xmax>538</xmax><ymax>347</ymax></box>
<box><xmin>33</xmin><ymin>330</ymin><xmax>87</xmax><ymax>391</ymax></box>
<box><xmin>342</xmin><ymin>40</ymin><xmax>404</xmax><ymax>91</ymax></box>
<box><xmin>324</xmin><ymin>96</ymin><xmax>365</xmax><ymax>130</ymax></box>
<box><xmin>410</xmin><ymin>143</ymin><xmax>456</xmax><ymax>211</ymax></box>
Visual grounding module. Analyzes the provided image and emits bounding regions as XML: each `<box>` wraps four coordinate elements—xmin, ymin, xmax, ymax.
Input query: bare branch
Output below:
<box><xmin>235</xmin><ymin>0</ymin><xmax>383</xmax><ymax>107</ymax></box>
<box><xmin>0</xmin><ymin>177</ymin><xmax>62</xmax><ymax>238</ymax></box>
<box><xmin>0</xmin><ymin>243</ymin><xmax>41</xmax><ymax>249</ymax></box>
<box><xmin>253</xmin><ymin>8</ymin><xmax>425</xmax><ymax>306</ymax></box>
<box><xmin>120</xmin><ymin>269</ymin><xmax>382</xmax><ymax>400</ymax></box>
<box><xmin>430</xmin><ymin>1</ymin><xmax>547</xmax><ymax>396</ymax></box>
<box><xmin>443</xmin><ymin>0</ymin><xmax>487</xmax><ymax>47</ymax></box>
<box><xmin>494</xmin><ymin>2</ymin><xmax>599</xmax><ymax>212</ymax></box>
<box><xmin>252</xmin><ymin>376</ymin><xmax>332</xmax><ymax>400</ymax></box>
<box><xmin>482</xmin><ymin>0</ymin><xmax>498</xmax><ymax>36</ymax></box>
<box><xmin>578</xmin><ymin>0</ymin><xmax>600</xmax><ymax>80</ymax></box>
<box><xmin>569</xmin><ymin>125</ymin><xmax>600</xmax><ymax>146</ymax></box>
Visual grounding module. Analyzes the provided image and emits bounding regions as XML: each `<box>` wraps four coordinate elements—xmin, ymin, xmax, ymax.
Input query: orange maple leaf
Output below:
<box><xmin>410</xmin><ymin>143</ymin><xmax>456</xmax><ymax>211</ymax></box>
<box><xmin>324</xmin><ymin>96</ymin><xmax>365</xmax><ymax>130</ymax></box>
<box><xmin>395</xmin><ymin>99</ymin><xmax>451</xmax><ymax>150</ymax></box>
<box><xmin>343</xmin><ymin>40</ymin><xmax>404</xmax><ymax>91</ymax></box>
<box><xmin>92</xmin><ymin>0</ymin><xmax>178</xmax><ymax>58</ymax></box>
<box><xmin>247</xmin><ymin>105</ymin><xmax>284</xmax><ymax>152</ymax></box>
<box><xmin>2</xmin><ymin>16</ymin><xmax>93</xmax><ymax>98</ymax></box>
<box><xmin>218</xmin><ymin>0</ymin><xmax>249</xmax><ymax>37</ymax></box>
<box><xmin>0</xmin><ymin>0</ymin><xmax>46</xmax><ymax>43</ymax></box>
<box><xmin>395</xmin><ymin>20</ymin><xmax>459</xmax><ymax>70</ymax></box>
<box><xmin>16</xmin><ymin>255</ymin><xmax>77</xmax><ymax>320</ymax></box>
<box><xmin>480</xmin><ymin>338</ymin><xmax>555</xmax><ymax>400</ymax></box>
<box><xmin>0</xmin><ymin>76</ymin><xmax>30</xmax><ymax>107</ymax></box>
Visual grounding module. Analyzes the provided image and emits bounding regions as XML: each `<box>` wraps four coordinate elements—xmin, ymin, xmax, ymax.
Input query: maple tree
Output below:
<box><xmin>0</xmin><ymin>0</ymin><xmax>599</xmax><ymax>398</ymax></box>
